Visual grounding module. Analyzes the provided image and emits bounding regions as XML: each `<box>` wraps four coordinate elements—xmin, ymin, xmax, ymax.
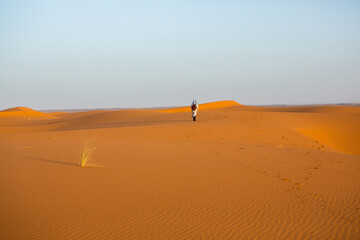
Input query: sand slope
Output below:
<box><xmin>0</xmin><ymin>107</ymin><xmax>51</xmax><ymax>119</ymax></box>
<box><xmin>0</xmin><ymin>101</ymin><xmax>359</xmax><ymax>239</ymax></box>
<box><xmin>161</xmin><ymin>100</ymin><xmax>240</xmax><ymax>113</ymax></box>
<box><xmin>232</xmin><ymin>105</ymin><xmax>360</xmax><ymax>155</ymax></box>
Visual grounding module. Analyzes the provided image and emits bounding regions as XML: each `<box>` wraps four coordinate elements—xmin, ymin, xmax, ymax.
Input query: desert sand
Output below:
<box><xmin>0</xmin><ymin>101</ymin><xmax>359</xmax><ymax>239</ymax></box>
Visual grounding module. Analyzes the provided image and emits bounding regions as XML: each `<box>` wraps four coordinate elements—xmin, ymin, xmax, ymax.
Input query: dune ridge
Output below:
<box><xmin>0</xmin><ymin>106</ymin><xmax>51</xmax><ymax>119</ymax></box>
<box><xmin>160</xmin><ymin>100</ymin><xmax>240</xmax><ymax>113</ymax></box>
<box><xmin>1</xmin><ymin>106</ymin><xmax>36</xmax><ymax>112</ymax></box>
<box><xmin>246</xmin><ymin>105</ymin><xmax>360</xmax><ymax>113</ymax></box>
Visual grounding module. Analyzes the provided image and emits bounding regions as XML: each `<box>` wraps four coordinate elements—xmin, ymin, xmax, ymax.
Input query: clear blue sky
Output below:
<box><xmin>1</xmin><ymin>0</ymin><xmax>359</xmax><ymax>110</ymax></box>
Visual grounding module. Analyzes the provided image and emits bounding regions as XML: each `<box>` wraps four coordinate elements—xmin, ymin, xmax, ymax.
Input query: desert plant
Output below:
<box><xmin>79</xmin><ymin>141</ymin><xmax>96</xmax><ymax>167</ymax></box>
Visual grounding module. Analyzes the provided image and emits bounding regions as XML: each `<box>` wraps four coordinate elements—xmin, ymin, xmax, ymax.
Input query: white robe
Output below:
<box><xmin>191</xmin><ymin>104</ymin><xmax>199</xmax><ymax>117</ymax></box>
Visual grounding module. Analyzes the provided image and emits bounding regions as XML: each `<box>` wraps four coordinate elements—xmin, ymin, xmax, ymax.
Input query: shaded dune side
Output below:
<box><xmin>30</xmin><ymin>109</ymin><xmax>180</xmax><ymax>131</ymax></box>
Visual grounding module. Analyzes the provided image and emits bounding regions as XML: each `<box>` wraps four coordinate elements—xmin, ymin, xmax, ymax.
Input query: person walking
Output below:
<box><xmin>191</xmin><ymin>100</ymin><xmax>199</xmax><ymax>121</ymax></box>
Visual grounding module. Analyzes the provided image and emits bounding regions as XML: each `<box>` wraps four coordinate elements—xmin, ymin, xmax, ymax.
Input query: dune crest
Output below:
<box><xmin>199</xmin><ymin>100</ymin><xmax>241</xmax><ymax>109</ymax></box>
<box><xmin>0</xmin><ymin>106</ymin><xmax>50</xmax><ymax>118</ymax></box>
<box><xmin>161</xmin><ymin>100</ymin><xmax>240</xmax><ymax>113</ymax></box>
<box><xmin>1</xmin><ymin>106</ymin><xmax>36</xmax><ymax>112</ymax></box>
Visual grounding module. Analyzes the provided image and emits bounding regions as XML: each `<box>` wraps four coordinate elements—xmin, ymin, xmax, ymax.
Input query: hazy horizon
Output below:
<box><xmin>31</xmin><ymin>101</ymin><xmax>360</xmax><ymax>112</ymax></box>
<box><xmin>1</xmin><ymin>0</ymin><xmax>360</xmax><ymax>110</ymax></box>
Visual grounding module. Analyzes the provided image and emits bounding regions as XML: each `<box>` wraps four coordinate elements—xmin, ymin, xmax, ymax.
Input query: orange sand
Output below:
<box><xmin>0</xmin><ymin>101</ymin><xmax>359</xmax><ymax>239</ymax></box>
<box><xmin>0</xmin><ymin>106</ymin><xmax>52</xmax><ymax>119</ymax></box>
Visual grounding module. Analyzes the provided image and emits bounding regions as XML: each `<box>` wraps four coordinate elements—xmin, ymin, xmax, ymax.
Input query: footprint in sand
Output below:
<box><xmin>294</xmin><ymin>183</ymin><xmax>302</xmax><ymax>191</ymax></box>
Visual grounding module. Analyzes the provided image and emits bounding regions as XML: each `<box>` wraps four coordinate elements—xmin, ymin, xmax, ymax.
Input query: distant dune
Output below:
<box><xmin>1</xmin><ymin>106</ymin><xmax>36</xmax><ymax>112</ymax></box>
<box><xmin>0</xmin><ymin>106</ymin><xmax>52</xmax><ymax>119</ymax></box>
<box><xmin>0</xmin><ymin>100</ymin><xmax>359</xmax><ymax>239</ymax></box>
<box><xmin>161</xmin><ymin>100</ymin><xmax>240</xmax><ymax>113</ymax></box>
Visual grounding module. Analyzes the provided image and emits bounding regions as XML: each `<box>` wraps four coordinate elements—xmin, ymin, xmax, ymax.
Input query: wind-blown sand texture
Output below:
<box><xmin>1</xmin><ymin>101</ymin><xmax>359</xmax><ymax>239</ymax></box>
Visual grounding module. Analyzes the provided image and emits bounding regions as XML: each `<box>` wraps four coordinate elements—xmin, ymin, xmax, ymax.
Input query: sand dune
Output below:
<box><xmin>0</xmin><ymin>101</ymin><xmax>359</xmax><ymax>239</ymax></box>
<box><xmin>239</xmin><ymin>105</ymin><xmax>360</xmax><ymax>113</ymax></box>
<box><xmin>161</xmin><ymin>100</ymin><xmax>240</xmax><ymax>113</ymax></box>
<box><xmin>0</xmin><ymin>106</ymin><xmax>51</xmax><ymax>119</ymax></box>
<box><xmin>1</xmin><ymin>106</ymin><xmax>34</xmax><ymax>112</ymax></box>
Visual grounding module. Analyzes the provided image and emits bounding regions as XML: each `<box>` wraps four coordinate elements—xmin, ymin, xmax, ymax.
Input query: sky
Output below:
<box><xmin>0</xmin><ymin>0</ymin><xmax>359</xmax><ymax>110</ymax></box>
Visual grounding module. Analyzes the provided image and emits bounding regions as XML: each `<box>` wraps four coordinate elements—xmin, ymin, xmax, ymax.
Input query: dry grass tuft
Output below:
<box><xmin>79</xmin><ymin>141</ymin><xmax>96</xmax><ymax>167</ymax></box>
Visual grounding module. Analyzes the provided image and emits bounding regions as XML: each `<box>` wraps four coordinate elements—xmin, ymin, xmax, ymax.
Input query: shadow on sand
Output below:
<box><xmin>7</xmin><ymin>154</ymin><xmax>78</xmax><ymax>167</ymax></box>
